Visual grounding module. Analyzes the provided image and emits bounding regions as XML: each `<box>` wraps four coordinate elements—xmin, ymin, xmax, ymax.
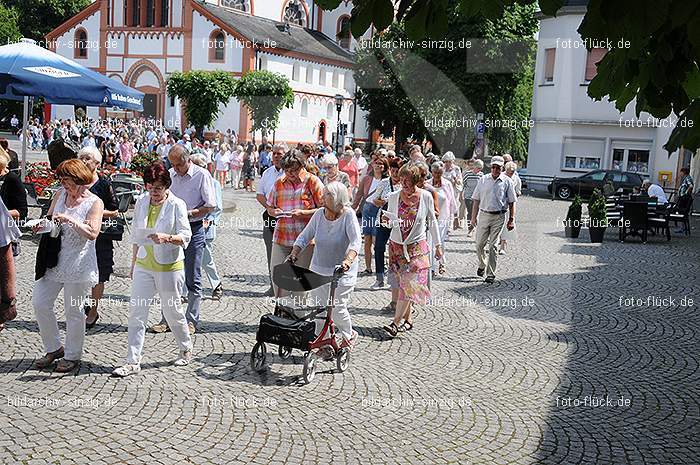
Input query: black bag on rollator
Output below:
<box><xmin>256</xmin><ymin>314</ymin><xmax>316</xmax><ymax>351</ymax></box>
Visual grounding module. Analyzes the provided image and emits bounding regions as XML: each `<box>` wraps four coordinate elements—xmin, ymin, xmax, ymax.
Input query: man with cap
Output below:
<box><xmin>470</xmin><ymin>155</ymin><xmax>517</xmax><ymax>283</ymax></box>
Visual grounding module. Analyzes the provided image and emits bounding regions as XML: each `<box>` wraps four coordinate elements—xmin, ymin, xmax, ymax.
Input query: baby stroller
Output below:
<box><xmin>250</xmin><ymin>262</ymin><xmax>350</xmax><ymax>384</ymax></box>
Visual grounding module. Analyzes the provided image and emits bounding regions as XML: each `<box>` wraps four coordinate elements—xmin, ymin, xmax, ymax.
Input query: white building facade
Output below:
<box><xmin>527</xmin><ymin>0</ymin><xmax>694</xmax><ymax>191</ymax></box>
<box><xmin>45</xmin><ymin>0</ymin><xmax>374</xmax><ymax>146</ymax></box>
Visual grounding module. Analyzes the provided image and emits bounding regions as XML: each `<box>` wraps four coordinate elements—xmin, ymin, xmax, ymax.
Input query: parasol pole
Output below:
<box><xmin>21</xmin><ymin>95</ymin><xmax>29</xmax><ymax>181</ymax></box>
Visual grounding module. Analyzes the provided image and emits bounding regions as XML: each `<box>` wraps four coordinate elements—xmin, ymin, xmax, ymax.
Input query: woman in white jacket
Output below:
<box><xmin>112</xmin><ymin>162</ymin><xmax>193</xmax><ymax>377</ymax></box>
<box><xmin>382</xmin><ymin>164</ymin><xmax>442</xmax><ymax>337</ymax></box>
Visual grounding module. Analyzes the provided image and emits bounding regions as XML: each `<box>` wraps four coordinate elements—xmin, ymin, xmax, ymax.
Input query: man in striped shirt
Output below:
<box><xmin>462</xmin><ymin>159</ymin><xmax>484</xmax><ymax>236</ymax></box>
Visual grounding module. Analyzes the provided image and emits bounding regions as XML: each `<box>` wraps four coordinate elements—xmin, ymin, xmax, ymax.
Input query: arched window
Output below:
<box><xmin>344</xmin><ymin>71</ymin><xmax>354</xmax><ymax>91</ymax></box>
<box><xmin>75</xmin><ymin>29</ymin><xmax>88</xmax><ymax>58</ymax></box>
<box><xmin>258</xmin><ymin>55</ymin><xmax>268</xmax><ymax>70</ymax></box>
<box><xmin>306</xmin><ymin>65</ymin><xmax>313</xmax><ymax>84</ymax></box>
<box><xmin>326</xmin><ymin>102</ymin><xmax>334</xmax><ymax>119</ymax></box>
<box><xmin>209</xmin><ymin>30</ymin><xmax>226</xmax><ymax>62</ymax></box>
<box><xmin>300</xmin><ymin>99</ymin><xmax>309</xmax><ymax>117</ymax></box>
<box><xmin>332</xmin><ymin>70</ymin><xmax>339</xmax><ymax>88</ymax></box>
<box><xmin>319</xmin><ymin>68</ymin><xmax>326</xmax><ymax>86</ymax></box>
<box><xmin>348</xmin><ymin>103</ymin><xmax>354</xmax><ymax>123</ymax></box>
<box><xmin>283</xmin><ymin>0</ymin><xmax>307</xmax><ymax>27</ymax></box>
<box><xmin>292</xmin><ymin>63</ymin><xmax>300</xmax><ymax>81</ymax></box>
<box><xmin>337</xmin><ymin>16</ymin><xmax>351</xmax><ymax>50</ymax></box>
<box><xmin>222</xmin><ymin>0</ymin><xmax>248</xmax><ymax>11</ymax></box>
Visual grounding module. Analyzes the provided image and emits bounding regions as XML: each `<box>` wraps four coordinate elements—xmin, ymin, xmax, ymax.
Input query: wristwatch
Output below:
<box><xmin>0</xmin><ymin>297</ymin><xmax>16</xmax><ymax>312</ymax></box>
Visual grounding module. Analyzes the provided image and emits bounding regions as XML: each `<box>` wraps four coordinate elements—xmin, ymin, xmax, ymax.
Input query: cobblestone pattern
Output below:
<box><xmin>1</xmin><ymin>191</ymin><xmax>698</xmax><ymax>465</ymax></box>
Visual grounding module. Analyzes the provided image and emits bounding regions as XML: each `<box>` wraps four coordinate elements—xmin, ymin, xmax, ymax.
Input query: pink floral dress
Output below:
<box><xmin>388</xmin><ymin>198</ymin><xmax>431</xmax><ymax>304</ymax></box>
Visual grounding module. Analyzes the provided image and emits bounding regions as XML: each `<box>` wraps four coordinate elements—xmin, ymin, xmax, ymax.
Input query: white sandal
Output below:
<box><xmin>112</xmin><ymin>364</ymin><xmax>141</xmax><ymax>377</ymax></box>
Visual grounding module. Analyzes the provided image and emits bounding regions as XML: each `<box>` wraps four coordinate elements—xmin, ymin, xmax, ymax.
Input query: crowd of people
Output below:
<box><xmin>0</xmin><ymin>123</ymin><xmax>537</xmax><ymax>375</ymax></box>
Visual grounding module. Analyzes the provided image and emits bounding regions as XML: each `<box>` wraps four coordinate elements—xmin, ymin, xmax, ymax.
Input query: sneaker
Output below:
<box><xmin>149</xmin><ymin>322</ymin><xmax>170</xmax><ymax>333</ymax></box>
<box><xmin>112</xmin><ymin>364</ymin><xmax>141</xmax><ymax>377</ymax></box>
<box><xmin>370</xmin><ymin>280</ymin><xmax>388</xmax><ymax>290</ymax></box>
<box><xmin>174</xmin><ymin>349</ymin><xmax>192</xmax><ymax>366</ymax></box>
<box><xmin>484</xmin><ymin>276</ymin><xmax>495</xmax><ymax>284</ymax></box>
<box><xmin>382</xmin><ymin>301</ymin><xmax>396</xmax><ymax>314</ymax></box>
<box><xmin>188</xmin><ymin>322</ymin><xmax>196</xmax><ymax>335</ymax></box>
<box><xmin>359</xmin><ymin>269</ymin><xmax>373</xmax><ymax>277</ymax></box>
<box><xmin>498</xmin><ymin>249</ymin><xmax>506</xmax><ymax>255</ymax></box>
<box><xmin>212</xmin><ymin>284</ymin><xmax>223</xmax><ymax>300</ymax></box>
<box><xmin>476</xmin><ymin>268</ymin><xmax>485</xmax><ymax>277</ymax></box>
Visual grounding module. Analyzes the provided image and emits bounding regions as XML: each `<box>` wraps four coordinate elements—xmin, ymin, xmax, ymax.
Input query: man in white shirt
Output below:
<box><xmin>0</xmin><ymin>198</ymin><xmax>20</xmax><ymax>331</ymax></box>
<box><xmin>642</xmin><ymin>180</ymin><xmax>668</xmax><ymax>205</ymax></box>
<box><xmin>150</xmin><ymin>145</ymin><xmax>216</xmax><ymax>335</ymax></box>
<box><xmin>470</xmin><ymin>156</ymin><xmax>517</xmax><ymax>283</ymax></box>
<box><xmin>256</xmin><ymin>144</ymin><xmax>286</xmax><ymax>295</ymax></box>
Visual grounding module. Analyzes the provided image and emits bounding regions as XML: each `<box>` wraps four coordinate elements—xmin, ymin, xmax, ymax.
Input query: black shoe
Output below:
<box><xmin>212</xmin><ymin>284</ymin><xmax>223</xmax><ymax>300</ymax></box>
<box><xmin>83</xmin><ymin>305</ymin><xmax>90</xmax><ymax>316</ymax></box>
<box><xmin>484</xmin><ymin>276</ymin><xmax>495</xmax><ymax>284</ymax></box>
<box><xmin>477</xmin><ymin>268</ymin><xmax>485</xmax><ymax>277</ymax></box>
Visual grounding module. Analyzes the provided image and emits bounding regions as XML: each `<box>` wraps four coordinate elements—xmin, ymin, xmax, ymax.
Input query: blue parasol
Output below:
<box><xmin>0</xmin><ymin>38</ymin><xmax>144</xmax><ymax>179</ymax></box>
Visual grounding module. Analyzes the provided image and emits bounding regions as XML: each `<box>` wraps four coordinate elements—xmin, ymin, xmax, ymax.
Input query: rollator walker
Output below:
<box><xmin>250</xmin><ymin>262</ymin><xmax>350</xmax><ymax>384</ymax></box>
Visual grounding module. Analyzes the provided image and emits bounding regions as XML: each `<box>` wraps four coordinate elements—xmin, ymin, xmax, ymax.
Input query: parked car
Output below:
<box><xmin>548</xmin><ymin>170</ymin><xmax>644</xmax><ymax>200</ymax></box>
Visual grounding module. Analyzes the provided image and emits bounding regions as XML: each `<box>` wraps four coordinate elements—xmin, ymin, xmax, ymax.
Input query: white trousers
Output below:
<box><xmin>33</xmin><ymin>278</ymin><xmax>93</xmax><ymax>361</ymax></box>
<box><xmin>126</xmin><ymin>266</ymin><xmax>192</xmax><ymax>365</ymax></box>
<box><xmin>308</xmin><ymin>283</ymin><xmax>354</xmax><ymax>341</ymax></box>
<box><xmin>230</xmin><ymin>167</ymin><xmax>242</xmax><ymax>187</ymax></box>
<box><xmin>431</xmin><ymin>220</ymin><xmax>450</xmax><ymax>272</ymax></box>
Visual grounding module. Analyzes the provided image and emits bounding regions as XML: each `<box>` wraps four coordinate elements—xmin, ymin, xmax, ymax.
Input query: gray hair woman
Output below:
<box><xmin>428</xmin><ymin>161</ymin><xmax>456</xmax><ymax>276</ymax></box>
<box><xmin>77</xmin><ymin>146</ymin><xmax>119</xmax><ymax>329</ymax></box>
<box><xmin>441</xmin><ymin>152</ymin><xmax>464</xmax><ymax>228</ymax></box>
<box><xmin>321</xmin><ymin>153</ymin><xmax>351</xmax><ymax>188</ymax></box>
<box><xmin>289</xmin><ymin>181</ymin><xmax>361</xmax><ymax>352</ymax></box>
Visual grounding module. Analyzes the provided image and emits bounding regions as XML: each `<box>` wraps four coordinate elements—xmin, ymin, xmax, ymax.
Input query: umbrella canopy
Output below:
<box><xmin>0</xmin><ymin>38</ymin><xmax>143</xmax><ymax>111</ymax></box>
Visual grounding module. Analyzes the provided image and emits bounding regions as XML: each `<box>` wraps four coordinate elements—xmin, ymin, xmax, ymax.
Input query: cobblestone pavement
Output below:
<box><xmin>2</xmin><ymin>190</ymin><xmax>698</xmax><ymax>465</ymax></box>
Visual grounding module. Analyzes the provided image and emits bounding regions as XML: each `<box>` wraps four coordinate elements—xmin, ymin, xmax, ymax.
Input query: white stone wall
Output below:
<box><xmin>191</xmin><ymin>11</ymin><xmax>244</xmax><ymax>72</ymax></box>
<box><xmin>53</xmin><ymin>10</ymin><xmax>101</xmax><ymax>69</ymax></box>
<box><xmin>528</xmin><ymin>12</ymin><xmax>681</xmax><ymax>184</ymax></box>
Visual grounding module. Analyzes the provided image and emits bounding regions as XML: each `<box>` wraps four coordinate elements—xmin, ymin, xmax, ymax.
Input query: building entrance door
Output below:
<box><xmin>143</xmin><ymin>94</ymin><xmax>157</xmax><ymax>119</ymax></box>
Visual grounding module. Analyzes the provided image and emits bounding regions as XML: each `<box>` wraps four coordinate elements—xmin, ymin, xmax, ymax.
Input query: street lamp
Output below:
<box><xmin>334</xmin><ymin>93</ymin><xmax>344</xmax><ymax>154</ymax></box>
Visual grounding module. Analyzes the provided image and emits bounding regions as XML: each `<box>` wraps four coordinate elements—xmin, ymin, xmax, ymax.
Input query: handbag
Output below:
<box><xmin>35</xmin><ymin>230</ymin><xmax>62</xmax><ymax>280</ymax></box>
<box><xmin>100</xmin><ymin>217</ymin><xmax>125</xmax><ymax>242</ymax></box>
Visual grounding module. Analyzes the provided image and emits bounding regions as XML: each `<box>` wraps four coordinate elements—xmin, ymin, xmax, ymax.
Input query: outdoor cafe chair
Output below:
<box><xmin>669</xmin><ymin>194</ymin><xmax>693</xmax><ymax>235</ymax></box>
<box><xmin>619</xmin><ymin>201</ymin><xmax>649</xmax><ymax>243</ymax></box>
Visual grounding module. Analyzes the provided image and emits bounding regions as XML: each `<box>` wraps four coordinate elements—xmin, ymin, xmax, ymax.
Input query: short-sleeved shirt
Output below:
<box><xmin>169</xmin><ymin>163</ymin><xmax>217</xmax><ymax>222</ymax></box>
<box><xmin>257</xmin><ymin>165</ymin><xmax>285</xmax><ymax>200</ymax></box>
<box><xmin>338</xmin><ymin>158</ymin><xmax>359</xmax><ymax>187</ymax></box>
<box><xmin>471</xmin><ymin>173</ymin><xmax>517</xmax><ymax>212</ymax></box>
<box><xmin>267</xmin><ymin>169</ymin><xmax>324</xmax><ymax>246</ymax></box>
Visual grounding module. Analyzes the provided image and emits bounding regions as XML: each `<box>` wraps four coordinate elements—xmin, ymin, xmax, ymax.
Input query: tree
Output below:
<box><xmin>166</xmin><ymin>70</ymin><xmax>237</xmax><ymax>139</ymax></box>
<box><xmin>315</xmin><ymin>0</ymin><xmax>700</xmax><ymax>153</ymax></box>
<box><xmin>232</xmin><ymin>70</ymin><xmax>294</xmax><ymax>139</ymax></box>
<box><xmin>0</xmin><ymin>3</ymin><xmax>21</xmax><ymax>45</ymax></box>
<box><xmin>354</xmin><ymin>1</ymin><xmax>537</xmax><ymax>158</ymax></box>
<box><xmin>3</xmin><ymin>0</ymin><xmax>91</xmax><ymax>42</ymax></box>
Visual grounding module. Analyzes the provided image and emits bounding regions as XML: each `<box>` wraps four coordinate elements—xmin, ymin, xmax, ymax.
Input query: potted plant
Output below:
<box><xmin>564</xmin><ymin>195</ymin><xmax>583</xmax><ymax>238</ymax></box>
<box><xmin>587</xmin><ymin>189</ymin><xmax>607</xmax><ymax>243</ymax></box>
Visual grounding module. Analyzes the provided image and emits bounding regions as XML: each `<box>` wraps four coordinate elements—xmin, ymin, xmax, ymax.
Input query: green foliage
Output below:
<box><xmin>167</xmin><ymin>70</ymin><xmax>237</xmax><ymax>137</ymax></box>
<box><xmin>566</xmin><ymin>195</ymin><xmax>583</xmax><ymax>221</ymax></box>
<box><xmin>129</xmin><ymin>151</ymin><xmax>161</xmax><ymax>177</ymax></box>
<box><xmin>354</xmin><ymin>1</ymin><xmax>537</xmax><ymax>157</ymax></box>
<box><xmin>232</xmin><ymin>70</ymin><xmax>294</xmax><ymax>136</ymax></box>
<box><xmin>4</xmin><ymin>0</ymin><xmax>91</xmax><ymax>42</ymax></box>
<box><xmin>317</xmin><ymin>0</ymin><xmax>700</xmax><ymax>153</ymax></box>
<box><xmin>579</xmin><ymin>0</ymin><xmax>700</xmax><ymax>153</ymax></box>
<box><xmin>0</xmin><ymin>3</ymin><xmax>21</xmax><ymax>45</ymax></box>
<box><xmin>587</xmin><ymin>189</ymin><xmax>607</xmax><ymax>222</ymax></box>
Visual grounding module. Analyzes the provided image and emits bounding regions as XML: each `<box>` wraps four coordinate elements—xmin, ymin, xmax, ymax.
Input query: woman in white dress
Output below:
<box><xmin>499</xmin><ymin>161</ymin><xmax>522</xmax><ymax>255</ymax></box>
<box><xmin>32</xmin><ymin>159</ymin><xmax>104</xmax><ymax>372</ymax></box>
<box><xmin>427</xmin><ymin>161</ymin><xmax>457</xmax><ymax>275</ymax></box>
<box><xmin>214</xmin><ymin>143</ymin><xmax>232</xmax><ymax>188</ymax></box>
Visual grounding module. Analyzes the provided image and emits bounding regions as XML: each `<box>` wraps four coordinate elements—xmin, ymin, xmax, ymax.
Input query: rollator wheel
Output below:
<box><xmin>278</xmin><ymin>345</ymin><xmax>292</xmax><ymax>359</ymax></box>
<box><xmin>302</xmin><ymin>352</ymin><xmax>317</xmax><ymax>384</ymax></box>
<box><xmin>336</xmin><ymin>347</ymin><xmax>350</xmax><ymax>373</ymax></box>
<box><xmin>250</xmin><ymin>342</ymin><xmax>267</xmax><ymax>372</ymax></box>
